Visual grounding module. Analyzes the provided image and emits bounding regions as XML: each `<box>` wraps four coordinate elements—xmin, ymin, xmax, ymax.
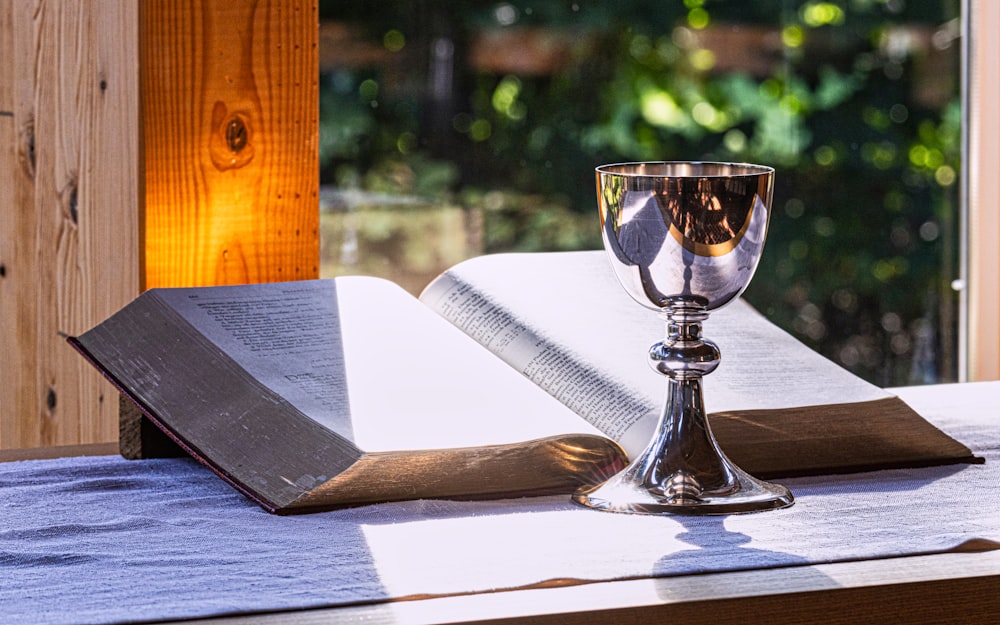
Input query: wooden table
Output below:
<box><xmin>5</xmin><ymin>383</ymin><xmax>999</xmax><ymax>625</ymax></box>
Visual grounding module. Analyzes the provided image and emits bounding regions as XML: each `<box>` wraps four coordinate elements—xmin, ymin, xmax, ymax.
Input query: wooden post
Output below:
<box><xmin>122</xmin><ymin>1</ymin><xmax>319</xmax><ymax>458</ymax></box>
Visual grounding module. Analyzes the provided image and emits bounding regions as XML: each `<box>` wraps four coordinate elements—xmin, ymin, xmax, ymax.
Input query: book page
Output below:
<box><xmin>154</xmin><ymin>281</ymin><xmax>354</xmax><ymax>437</ymax></box>
<box><xmin>420</xmin><ymin>251</ymin><xmax>892</xmax><ymax>458</ymax></box>
<box><xmin>154</xmin><ymin>277</ymin><xmax>603</xmax><ymax>452</ymax></box>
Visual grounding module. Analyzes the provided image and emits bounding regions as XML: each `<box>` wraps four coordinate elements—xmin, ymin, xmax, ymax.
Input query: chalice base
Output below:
<box><xmin>572</xmin><ymin>461</ymin><xmax>793</xmax><ymax>516</ymax></box>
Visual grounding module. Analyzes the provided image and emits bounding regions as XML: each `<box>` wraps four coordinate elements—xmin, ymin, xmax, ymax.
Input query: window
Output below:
<box><xmin>317</xmin><ymin>0</ymin><xmax>964</xmax><ymax>387</ymax></box>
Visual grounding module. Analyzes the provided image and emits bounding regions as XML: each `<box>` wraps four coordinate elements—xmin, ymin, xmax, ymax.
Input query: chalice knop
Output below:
<box><xmin>574</xmin><ymin>162</ymin><xmax>794</xmax><ymax>515</ymax></box>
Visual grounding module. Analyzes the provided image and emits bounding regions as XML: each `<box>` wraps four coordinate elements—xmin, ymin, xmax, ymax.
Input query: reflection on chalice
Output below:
<box><xmin>573</xmin><ymin>162</ymin><xmax>794</xmax><ymax>514</ymax></box>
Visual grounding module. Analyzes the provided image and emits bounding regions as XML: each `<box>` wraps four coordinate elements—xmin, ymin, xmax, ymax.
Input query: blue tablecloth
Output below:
<box><xmin>3</xmin><ymin>383</ymin><xmax>999</xmax><ymax>625</ymax></box>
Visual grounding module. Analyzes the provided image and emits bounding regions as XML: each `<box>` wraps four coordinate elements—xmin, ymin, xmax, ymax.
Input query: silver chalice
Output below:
<box><xmin>574</xmin><ymin>162</ymin><xmax>794</xmax><ymax>515</ymax></box>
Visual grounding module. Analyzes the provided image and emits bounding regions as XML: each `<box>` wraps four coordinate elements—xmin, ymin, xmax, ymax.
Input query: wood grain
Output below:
<box><xmin>141</xmin><ymin>0</ymin><xmax>319</xmax><ymax>289</ymax></box>
<box><xmin>0</xmin><ymin>1</ymin><xmax>139</xmax><ymax>449</ymax></box>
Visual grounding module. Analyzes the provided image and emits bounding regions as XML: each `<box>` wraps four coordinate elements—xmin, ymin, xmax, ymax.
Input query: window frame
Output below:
<box><xmin>963</xmin><ymin>0</ymin><xmax>1000</xmax><ymax>381</ymax></box>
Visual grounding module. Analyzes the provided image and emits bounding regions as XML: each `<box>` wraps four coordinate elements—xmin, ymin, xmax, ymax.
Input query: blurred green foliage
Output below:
<box><xmin>318</xmin><ymin>0</ymin><xmax>961</xmax><ymax>386</ymax></box>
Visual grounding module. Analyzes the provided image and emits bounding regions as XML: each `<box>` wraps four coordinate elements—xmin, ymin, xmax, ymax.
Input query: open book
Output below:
<box><xmin>70</xmin><ymin>251</ymin><xmax>978</xmax><ymax>513</ymax></box>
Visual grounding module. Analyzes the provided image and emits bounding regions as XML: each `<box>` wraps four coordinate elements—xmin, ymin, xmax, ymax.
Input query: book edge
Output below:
<box><xmin>69</xmin><ymin>336</ymin><xmax>290</xmax><ymax>513</ymax></box>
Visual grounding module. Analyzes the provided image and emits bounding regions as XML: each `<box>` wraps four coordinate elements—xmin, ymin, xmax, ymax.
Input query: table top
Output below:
<box><xmin>4</xmin><ymin>381</ymin><xmax>1000</xmax><ymax>625</ymax></box>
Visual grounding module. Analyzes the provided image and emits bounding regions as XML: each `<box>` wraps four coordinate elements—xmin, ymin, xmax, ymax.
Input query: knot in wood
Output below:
<box><xmin>226</xmin><ymin>117</ymin><xmax>249</xmax><ymax>153</ymax></box>
<box><xmin>209</xmin><ymin>102</ymin><xmax>255</xmax><ymax>171</ymax></box>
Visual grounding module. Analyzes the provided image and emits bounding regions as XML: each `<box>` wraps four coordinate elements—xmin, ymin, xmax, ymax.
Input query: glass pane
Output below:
<box><xmin>317</xmin><ymin>0</ymin><xmax>962</xmax><ymax>387</ymax></box>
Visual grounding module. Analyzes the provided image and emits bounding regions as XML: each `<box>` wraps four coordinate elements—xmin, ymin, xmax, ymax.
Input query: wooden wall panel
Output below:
<box><xmin>0</xmin><ymin>1</ymin><xmax>140</xmax><ymax>449</ymax></box>
<box><xmin>0</xmin><ymin>3</ymin><xmax>24</xmax><ymax>447</ymax></box>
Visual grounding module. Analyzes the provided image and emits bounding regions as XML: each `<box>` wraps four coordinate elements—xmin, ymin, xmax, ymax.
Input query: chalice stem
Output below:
<box><xmin>632</xmin><ymin>311</ymin><xmax>738</xmax><ymax>502</ymax></box>
<box><xmin>630</xmin><ymin>376</ymin><xmax>736</xmax><ymax>502</ymax></box>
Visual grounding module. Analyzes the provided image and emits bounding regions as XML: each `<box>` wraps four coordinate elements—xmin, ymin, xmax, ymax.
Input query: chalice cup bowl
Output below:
<box><xmin>573</xmin><ymin>162</ymin><xmax>794</xmax><ymax>515</ymax></box>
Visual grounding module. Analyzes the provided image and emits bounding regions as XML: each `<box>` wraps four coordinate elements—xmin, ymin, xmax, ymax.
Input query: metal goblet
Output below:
<box><xmin>573</xmin><ymin>162</ymin><xmax>794</xmax><ymax>515</ymax></box>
